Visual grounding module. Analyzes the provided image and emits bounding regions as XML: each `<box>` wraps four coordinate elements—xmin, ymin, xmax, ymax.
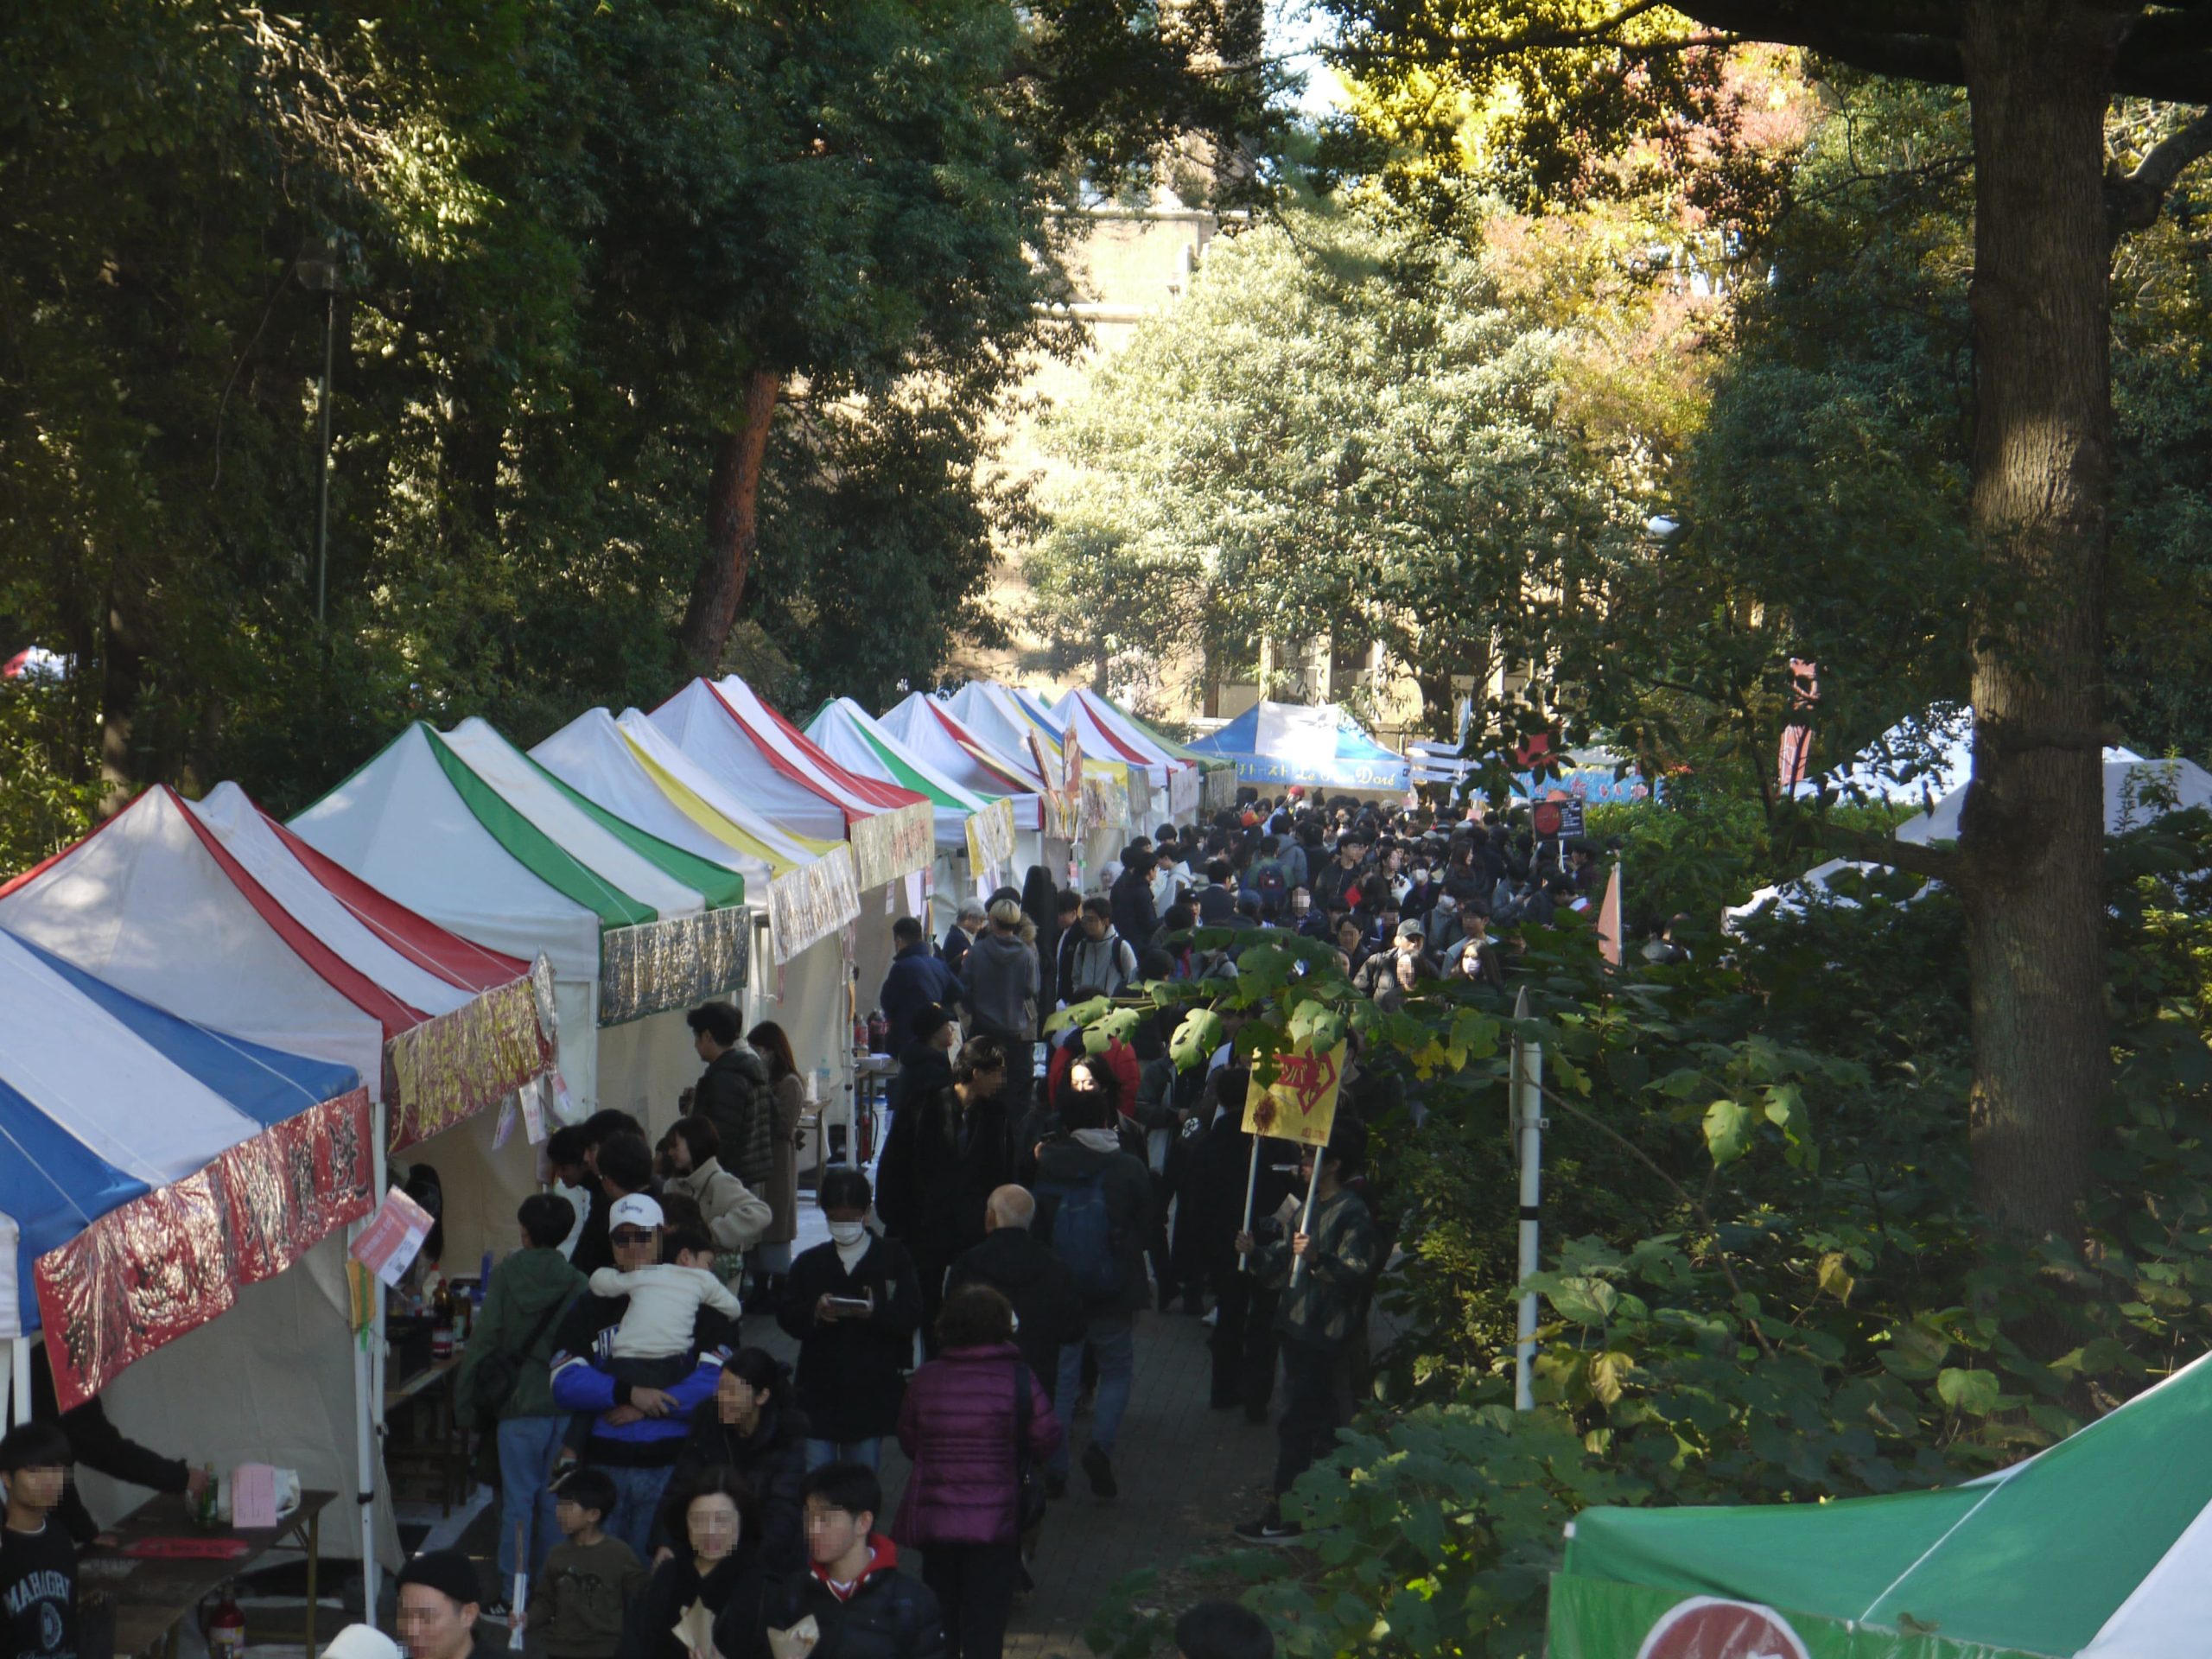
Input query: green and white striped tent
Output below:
<box><xmin>804</xmin><ymin>696</ymin><xmax>1018</xmax><ymax>880</ymax></box>
<box><xmin>293</xmin><ymin>717</ymin><xmax>752</xmax><ymax>1121</ymax></box>
<box><xmin>1551</xmin><ymin>1351</ymin><xmax>2212</xmax><ymax>1658</ymax></box>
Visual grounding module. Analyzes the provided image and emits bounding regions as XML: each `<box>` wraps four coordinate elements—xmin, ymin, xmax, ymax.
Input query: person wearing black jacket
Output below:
<box><xmin>887</xmin><ymin>1039</ymin><xmax>1012</xmax><ymax>1344</ymax></box>
<box><xmin>944</xmin><ymin>1186</ymin><xmax>1084</xmax><ymax>1393</ymax></box>
<box><xmin>620</xmin><ymin>1469</ymin><xmax>762</xmax><ymax>1659</ymax></box>
<box><xmin>664</xmin><ymin>1348</ymin><xmax>810</xmax><ymax>1573</ymax></box>
<box><xmin>690</xmin><ymin>1002</ymin><xmax>776</xmax><ymax>1192</ymax></box>
<box><xmin>714</xmin><ymin>1464</ymin><xmax>944</xmax><ymax>1659</ymax></box>
<box><xmin>27</xmin><ymin>1341</ymin><xmax>206</xmax><ymax>1543</ymax></box>
<box><xmin>778</xmin><ymin>1170</ymin><xmax>925</xmax><ymax>1471</ymax></box>
<box><xmin>1108</xmin><ymin>849</ymin><xmax>1159</xmax><ymax>950</ymax></box>
<box><xmin>1179</xmin><ymin>1069</ymin><xmax>1300</xmax><ymax>1418</ymax></box>
<box><xmin>874</xmin><ymin>1007</ymin><xmax>958</xmax><ymax>1247</ymax></box>
<box><xmin>1050</xmin><ymin>890</ymin><xmax>1084</xmax><ymax>1009</ymax></box>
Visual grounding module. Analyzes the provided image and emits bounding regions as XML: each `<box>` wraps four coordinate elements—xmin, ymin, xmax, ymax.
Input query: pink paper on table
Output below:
<box><xmin>232</xmin><ymin>1464</ymin><xmax>279</xmax><ymax>1529</ymax></box>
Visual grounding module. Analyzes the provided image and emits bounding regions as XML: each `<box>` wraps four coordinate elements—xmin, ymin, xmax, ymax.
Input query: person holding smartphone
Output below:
<box><xmin>777</xmin><ymin>1169</ymin><xmax>924</xmax><ymax>1472</ymax></box>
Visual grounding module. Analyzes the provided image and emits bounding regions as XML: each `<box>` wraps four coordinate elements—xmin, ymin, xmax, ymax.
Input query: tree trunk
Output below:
<box><xmin>1955</xmin><ymin>0</ymin><xmax>2124</xmax><ymax>1236</ymax></box>
<box><xmin>675</xmin><ymin>368</ymin><xmax>782</xmax><ymax>676</ymax></box>
<box><xmin>97</xmin><ymin>580</ymin><xmax>149</xmax><ymax>820</ymax></box>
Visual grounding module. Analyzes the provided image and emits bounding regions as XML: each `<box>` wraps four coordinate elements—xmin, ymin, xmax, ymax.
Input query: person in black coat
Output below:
<box><xmin>1179</xmin><ymin>1068</ymin><xmax>1300</xmax><ymax>1417</ymax></box>
<box><xmin>620</xmin><ymin>1469</ymin><xmax>763</xmax><ymax>1659</ymax></box>
<box><xmin>664</xmin><ymin>1348</ymin><xmax>811</xmax><ymax>1574</ymax></box>
<box><xmin>778</xmin><ymin>1170</ymin><xmax>925</xmax><ymax>1471</ymax></box>
<box><xmin>887</xmin><ymin>1039</ymin><xmax>1014</xmax><ymax>1345</ymax></box>
<box><xmin>1108</xmin><ymin>848</ymin><xmax>1159</xmax><ymax>950</ymax></box>
<box><xmin>944</xmin><ymin>1186</ymin><xmax>1085</xmax><ymax>1394</ymax></box>
<box><xmin>715</xmin><ymin>1464</ymin><xmax>944</xmax><ymax>1659</ymax></box>
<box><xmin>1050</xmin><ymin>889</ymin><xmax>1083</xmax><ymax>1009</ymax></box>
<box><xmin>874</xmin><ymin>1007</ymin><xmax>958</xmax><ymax>1245</ymax></box>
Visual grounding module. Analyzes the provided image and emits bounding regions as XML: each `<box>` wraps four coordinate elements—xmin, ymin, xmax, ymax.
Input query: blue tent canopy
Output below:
<box><xmin>0</xmin><ymin>929</ymin><xmax>359</xmax><ymax>1338</ymax></box>
<box><xmin>1186</xmin><ymin>701</ymin><xmax>1411</xmax><ymax>793</ymax></box>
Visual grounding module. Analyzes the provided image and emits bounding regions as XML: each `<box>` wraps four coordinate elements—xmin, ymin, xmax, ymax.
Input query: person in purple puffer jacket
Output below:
<box><xmin>893</xmin><ymin>1286</ymin><xmax>1063</xmax><ymax>1659</ymax></box>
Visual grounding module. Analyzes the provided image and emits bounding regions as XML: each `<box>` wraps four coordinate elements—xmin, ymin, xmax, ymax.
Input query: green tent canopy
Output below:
<box><xmin>1551</xmin><ymin>1350</ymin><xmax>2212</xmax><ymax>1657</ymax></box>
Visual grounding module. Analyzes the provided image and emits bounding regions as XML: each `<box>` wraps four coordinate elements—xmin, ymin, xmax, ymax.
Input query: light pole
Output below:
<box><xmin>295</xmin><ymin>248</ymin><xmax>340</xmax><ymax>626</ymax></box>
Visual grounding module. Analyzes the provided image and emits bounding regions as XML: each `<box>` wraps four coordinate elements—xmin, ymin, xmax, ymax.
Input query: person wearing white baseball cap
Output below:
<box><xmin>550</xmin><ymin>1194</ymin><xmax>737</xmax><ymax>1559</ymax></box>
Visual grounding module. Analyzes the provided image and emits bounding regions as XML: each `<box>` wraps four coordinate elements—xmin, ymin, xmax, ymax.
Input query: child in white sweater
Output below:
<box><xmin>588</xmin><ymin>1262</ymin><xmax>742</xmax><ymax>1357</ymax></box>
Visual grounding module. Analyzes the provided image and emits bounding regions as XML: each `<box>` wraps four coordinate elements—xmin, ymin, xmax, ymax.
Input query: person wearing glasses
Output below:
<box><xmin>550</xmin><ymin>1193</ymin><xmax>737</xmax><ymax>1558</ymax></box>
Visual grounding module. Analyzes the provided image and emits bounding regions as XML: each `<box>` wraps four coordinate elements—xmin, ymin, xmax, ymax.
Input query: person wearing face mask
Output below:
<box><xmin>778</xmin><ymin>1170</ymin><xmax>924</xmax><ymax>1472</ymax></box>
<box><xmin>620</xmin><ymin>1471</ymin><xmax>763</xmax><ymax>1659</ymax></box>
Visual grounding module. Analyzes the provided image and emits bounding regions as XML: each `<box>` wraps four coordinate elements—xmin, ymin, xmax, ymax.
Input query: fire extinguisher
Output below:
<box><xmin>207</xmin><ymin>1585</ymin><xmax>246</xmax><ymax>1659</ymax></box>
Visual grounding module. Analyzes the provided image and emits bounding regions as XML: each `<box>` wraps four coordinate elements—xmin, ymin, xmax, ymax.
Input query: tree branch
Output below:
<box><xmin>2107</xmin><ymin>111</ymin><xmax>2212</xmax><ymax>243</ymax></box>
<box><xmin>1788</xmin><ymin>813</ymin><xmax>1965</xmax><ymax>882</ymax></box>
<box><xmin>1682</xmin><ymin>2</ymin><xmax>1968</xmax><ymax>86</ymax></box>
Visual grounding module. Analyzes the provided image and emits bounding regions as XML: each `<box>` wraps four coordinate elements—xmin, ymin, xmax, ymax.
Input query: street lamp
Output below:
<box><xmin>295</xmin><ymin>247</ymin><xmax>340</xmax><ymax>627</ymax></box>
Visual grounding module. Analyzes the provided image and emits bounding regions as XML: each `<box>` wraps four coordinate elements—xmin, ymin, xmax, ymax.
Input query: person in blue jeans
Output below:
<box><xmin>550</xmin><ymin>1193</ymin><xmax>735</xmax><ymax>1559</ymax></box>
<box><xmin>1033</xmin><ymin>1082</ymin><xmax>1153</xmax><ymax>1498</ymax></box>
<box><xmin>778</xmin><ymin>1168</ymin><xmax>925</xmax><ymax>1472</ymax></box>
<box><xmin>454</xmin><ymin>1192</ymin><xmax>584</xmax><ymax>1600</ymax></box>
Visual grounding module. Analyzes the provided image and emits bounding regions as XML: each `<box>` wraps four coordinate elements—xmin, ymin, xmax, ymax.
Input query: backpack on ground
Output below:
<box><xmin>1036</xmin><ymin>1166</ymin><xmax>1126</xmax><ymax>1298</ymax></box>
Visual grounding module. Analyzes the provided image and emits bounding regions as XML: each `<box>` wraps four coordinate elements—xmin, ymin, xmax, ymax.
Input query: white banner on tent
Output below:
<box><xmin>1169</xmin><ymin>766</ymin><xmax>1200</xmax><ymax>817</ymax></box>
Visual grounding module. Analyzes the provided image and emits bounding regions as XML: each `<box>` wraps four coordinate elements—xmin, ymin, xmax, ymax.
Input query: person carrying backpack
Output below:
<box><xmin>1030</xmin><ymin>1078</ymin><xmax>1151</xmax><ymax>1500</ymax></box>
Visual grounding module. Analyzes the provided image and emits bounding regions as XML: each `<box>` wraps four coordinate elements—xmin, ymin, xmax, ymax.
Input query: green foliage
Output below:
<box><xmin>1071</xmin><ymin>820</ymin><xmax>2212</xmax><ymax>1657</ymax></box>
<box><xmin>0</xmin><ymin>0</ymin><xmax>1286</xmax><ymax>840</ymax></box>
<box><xmin>1026</xmin><ymin>204</ymin><xmax>1632</xmax><ymax>724</ymax></box>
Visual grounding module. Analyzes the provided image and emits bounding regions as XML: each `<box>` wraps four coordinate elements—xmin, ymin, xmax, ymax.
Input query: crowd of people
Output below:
<box><xmin>0</xmin><ymin>787</ymin><xmax>1609</xmax><ymax>1659</ymax></box>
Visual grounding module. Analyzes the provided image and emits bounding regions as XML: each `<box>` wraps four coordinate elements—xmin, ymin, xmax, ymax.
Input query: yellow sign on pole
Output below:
<box><xmin>1242</xmin><ymin>1041</ymin><xmax>1346</xmax><ymax>1147</ymax></box>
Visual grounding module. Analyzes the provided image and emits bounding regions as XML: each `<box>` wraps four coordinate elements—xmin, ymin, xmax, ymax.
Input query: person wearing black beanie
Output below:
<box><xmin>396</xmin><ymin>1548</ymin><xmax>483</xmax><ymax>1659</ymax></box>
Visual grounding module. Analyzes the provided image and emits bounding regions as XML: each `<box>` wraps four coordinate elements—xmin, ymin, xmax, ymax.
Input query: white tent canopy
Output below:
<box><xmin>1897</xmin><ymin>752</ymin><xmax>2212</xmax><ymax>844</ymax></box>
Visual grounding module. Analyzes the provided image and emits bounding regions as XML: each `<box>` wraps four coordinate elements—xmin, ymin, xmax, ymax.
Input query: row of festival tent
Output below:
<box><xmin>0</xmin><ymin>673</ymin><xmax>1213</xmax><ymax>1465</ymax></box>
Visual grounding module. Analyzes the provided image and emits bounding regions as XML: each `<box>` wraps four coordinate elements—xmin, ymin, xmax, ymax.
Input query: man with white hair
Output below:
<box><xmin>945</xmin><ymin>1184</ymin><xmax>1084</xmax><ymax>1393</ymax></box>
<box><xmin>941</xmin><ymin>898</ymin><xmax>988</xmax><ymax>977</ymax></box>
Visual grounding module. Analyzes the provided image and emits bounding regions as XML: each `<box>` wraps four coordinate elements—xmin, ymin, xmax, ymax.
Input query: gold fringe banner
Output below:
<box><xmin>849</xmin><ymin>799</ymin><xmax>934</xmax><ymax>889</ymax></box>
<box><xmin>963</xmin><ymin>797</ymin><xmax>1018</xmax><ymax>876</ymax></box>
<box><xmin>384</xmin><ymin>965</ymin><xmax>557</xmax><ymax>1151</ymax></box>
<box><xmin>599</xmin><ymin>906</ymin><xmax>752</xmax><ymax>1025</ymax></box>
<box><xmin>767</xmin><ymin>844</ymin><xmax>861</xmax><ymax>963</ymax></box>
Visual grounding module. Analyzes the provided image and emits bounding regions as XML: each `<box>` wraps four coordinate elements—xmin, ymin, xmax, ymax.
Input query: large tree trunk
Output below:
<box><xmin>97</xmin><ymin>579</ymin><xmax>149</xmax><ymax>820</ymax></box>
<box><xmin>675</xmin><ymin>368</ymin><xmax>782</xmax><ymax>677</ymax></box>
<box><xmin>1955</xmin><ymin>0</ymin><xmax>2123</xmax><ymax>1236</ymax></box>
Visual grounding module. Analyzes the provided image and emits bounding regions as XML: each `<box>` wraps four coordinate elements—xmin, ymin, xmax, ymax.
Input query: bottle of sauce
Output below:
<box><xmin>207</xmin><ymin>1586</ymin><xmax>245</xmax><ymax>1659</ymax></box>
<box><xmin>430</xmin><ymin>1279</ymin><xmax>455</xmax><ymax>1360</ymax></box>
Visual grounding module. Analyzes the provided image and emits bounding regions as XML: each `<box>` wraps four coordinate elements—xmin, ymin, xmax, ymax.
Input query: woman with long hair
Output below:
<box><xmin>746</xmin><ymin>1021</ymin><xmax>806</xmax><ymax>1310</ymax></box>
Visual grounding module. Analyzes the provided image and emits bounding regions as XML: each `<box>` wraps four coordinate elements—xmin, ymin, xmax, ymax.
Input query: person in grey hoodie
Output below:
<box><xmin>962</xmin><ymin>898</ymin><xmax>1040</xmax><ymax>1118</ymax></box>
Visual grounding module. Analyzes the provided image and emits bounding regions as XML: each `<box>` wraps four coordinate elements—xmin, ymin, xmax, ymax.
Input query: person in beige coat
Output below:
<box><xmin>657</xmin><ymin>1116</ymin><xmax>772</xmax><ymax>1285</ymax></box>
<box><xmin>747</xmin><ymin>1020</ymin><xmax>809</xmax><ymax>1312</ymax></box>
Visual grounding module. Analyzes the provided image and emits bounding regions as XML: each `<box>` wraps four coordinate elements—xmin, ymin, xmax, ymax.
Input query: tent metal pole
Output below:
<box><xmin>357</xmin><ymin>1095</ymin><xmax>391</xmax><ymax>1611</ymax></box>
<box><xmin>1511</xmin><ymin>987</ymin><xmax>1545</xmax><ymax>1413</ymax></box>
<box><xmin>10</xmin><ymin>1335</ymin><xmax>31</xmax><ymax>1427</ymax></box>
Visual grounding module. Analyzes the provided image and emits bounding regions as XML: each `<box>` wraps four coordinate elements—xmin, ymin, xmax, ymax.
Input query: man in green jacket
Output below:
<box><xmin>456</xmin><ymin>1192</ymin><xmax>584</xmax><ymax>1601</ymax></box>
<box><xmin>1230</xmin><ymin>1119</ymin><xmax>1376</xmax><ymax>1543</ymax></box>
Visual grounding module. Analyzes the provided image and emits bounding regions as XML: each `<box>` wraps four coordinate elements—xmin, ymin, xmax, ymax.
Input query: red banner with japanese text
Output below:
<box><xmin>34</xmin><ymin>1087</ymin><xmax>377</xmax><ymax>1410</ymax></box>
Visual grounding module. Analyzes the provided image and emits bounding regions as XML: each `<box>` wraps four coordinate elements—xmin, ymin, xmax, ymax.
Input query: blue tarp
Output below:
<box><xmin>1186</xmin><ymin>701</ymin><xmax>1411</xmax><ymax>793</ymax></box>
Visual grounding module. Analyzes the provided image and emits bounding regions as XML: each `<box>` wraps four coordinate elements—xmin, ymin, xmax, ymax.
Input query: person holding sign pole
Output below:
<box><xmin>1230</xmin><ymin>1118</ymin><xmax>1376</xmax><ymax>1545</ymax></box>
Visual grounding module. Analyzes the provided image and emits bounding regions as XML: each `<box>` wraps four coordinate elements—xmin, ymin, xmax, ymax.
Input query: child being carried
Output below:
<box><xmin>591</xmin><ymin>1193</ymin><xmax>743</xmax><ymax>1358</ymax></box>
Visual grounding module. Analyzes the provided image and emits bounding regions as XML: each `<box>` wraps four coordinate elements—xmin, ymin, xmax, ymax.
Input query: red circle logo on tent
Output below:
<box><xmin>1636</xmin><ymin>1598</ymin><xmax>1810</xmax><ymax>1659</ymax></box>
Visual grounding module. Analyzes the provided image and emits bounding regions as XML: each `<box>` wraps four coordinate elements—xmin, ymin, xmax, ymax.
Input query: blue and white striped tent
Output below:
<box><xmin>0</xmin><ymin>925</ymin><xmax>362</xmax><ymax>1365</ymax></box>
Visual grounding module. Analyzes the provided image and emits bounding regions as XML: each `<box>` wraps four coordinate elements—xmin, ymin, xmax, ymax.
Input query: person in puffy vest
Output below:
<box><xmin>689</xmin><ymin>1001</ymin><xmax>775</xmax><ymax>1191</ymax></box>
<box><xmin>1030</xmin><ymin>1079</ymin><xmax>1150</xmax><ymax>1501</ymax></box>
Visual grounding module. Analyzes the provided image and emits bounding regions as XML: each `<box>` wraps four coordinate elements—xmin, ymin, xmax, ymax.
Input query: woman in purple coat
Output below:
<box><xmin>894</xmin><ymin>1284</ymin><xmax>1063</xmax><ymax>1659</ymax></box>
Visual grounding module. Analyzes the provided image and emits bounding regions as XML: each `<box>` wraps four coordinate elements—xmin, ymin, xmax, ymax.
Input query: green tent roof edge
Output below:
<box><xmin>518</xmin><ymin>747</ymin><xmax>747</xmax><ymax>909</ymax></box>
<box><xmin>1109</xmin><ymin>697</ymin><xmax>1234</xmax><ymax>771</ymax></box>
<box><xmin>418</xmin><ymin>723</ymin><xmax>657</xmax><ymax>930</ymax></box>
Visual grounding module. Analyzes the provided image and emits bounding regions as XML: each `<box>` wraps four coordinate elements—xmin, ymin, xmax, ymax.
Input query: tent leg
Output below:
<box><xmin>1511</xmin><ymin>988</ymin><xmax>1544</xmax><ymax>1414</ymax></box>
<box><xmin>357</xmin><ymin>1096</ymin><xmax>391</xmax><ymax>1612</ymax></box>
<box><xmin>10</xmin><ymin>1336</ymin><xmax>31</xmax><ymax>1427</ymax></box>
